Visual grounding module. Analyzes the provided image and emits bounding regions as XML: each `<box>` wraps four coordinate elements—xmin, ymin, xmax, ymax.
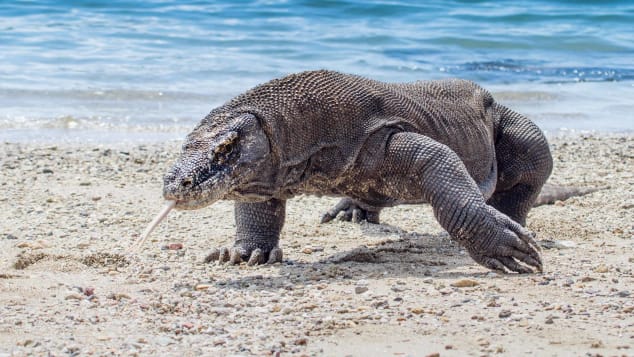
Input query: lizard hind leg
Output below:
<box><xmin>488</xmin><ymin>105</ymin><xmax>553</xmax><ymax>226</ymax></box>
<box><xmin>320</xmin><ymin>198</ymin><xmax>382</xmax><ymax>224</ymax></box>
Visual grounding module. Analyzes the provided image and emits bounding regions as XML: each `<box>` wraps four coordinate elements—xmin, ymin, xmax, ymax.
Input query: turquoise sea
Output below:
<box><xmin>1</xmin><ymin>0</ymin><xmax>633</xmax><ymax>142</ymax></box>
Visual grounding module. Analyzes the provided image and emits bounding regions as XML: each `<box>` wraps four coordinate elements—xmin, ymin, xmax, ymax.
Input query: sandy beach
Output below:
<box><xmin>0</xmin><ymin>134</ymin><xmax>632</xmax><ymax>356</ymax></box>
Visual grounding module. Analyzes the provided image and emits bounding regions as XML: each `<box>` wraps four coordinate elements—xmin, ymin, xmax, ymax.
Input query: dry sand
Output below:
<box><xmin>0</xmin><ymin>134</ymin><xmax>632</xmax><ymax>356</ymax></box>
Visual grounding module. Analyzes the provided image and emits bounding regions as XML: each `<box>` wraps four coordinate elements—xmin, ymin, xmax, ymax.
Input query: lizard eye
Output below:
<box><xmin>214</xmin><ymin>141</ymin><xmax>233</xmax><ymax>155</ymax></box>
<box><xmin>214</xmin><ymin>132</ymin><xmax>238</xmax><ymax>155</ymax></box>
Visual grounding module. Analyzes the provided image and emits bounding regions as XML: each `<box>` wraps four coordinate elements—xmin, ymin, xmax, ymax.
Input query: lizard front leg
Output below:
<box><xmin>380</xmin><ymin>132</ymin><xmax>542</xmax><ymax>273</ymax></box>
<box><xmin>205</xmin><ymin>198</ymin><xmax>285</xmax><ymax>265</ymax></box>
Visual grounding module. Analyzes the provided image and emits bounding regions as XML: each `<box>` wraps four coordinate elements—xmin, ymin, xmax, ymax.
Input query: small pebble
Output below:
<box><xmin>17</xmin><ymin>339</ymin><xmax>34</xmax><ymax>347</ymax></box>
<box><xmin>594</xmin><ymin>264</ymin><xmax>609</xmax><ymax>273</ymax></box>
<box><xmin>65</xmin><ymin>293</ymin><xmax>84</xmax><ymax>300</ymax></box>
<box><xmin>438</xmin><ymin>288</ymin><xmax>453</xmax><ymax>295</ymax></box>
<box><xmin>540</xmin><ymin>240</ymin><xmax>577</xmax><ymax>249</ymax></box>
<box><xmin>498</xmin><ymin>310</ymin><xmax>512</xmax><ymax>318</ymax></box>
<box><xmin>108</xmin><ymin>293</ymin><xmax>131</xmax><ymax>301</ymax></box>
<box><xmin>451</xmin><ymin>279</ymin><xmax>479</xmax><ymax>288</ymax></box>
<box><xmin>355</xmin><ymin>286</ymin><xmax>368</xmax><ymax>294</ymax></box>
<box><xmin>590</xmin><ymin>341</ymin><xmax>604</xmax><ymax>348</ymax></box>
<box><xmin>16</xmin><ymin>240</ymin><xmax>50</xmax><ymax>249</ymax></box>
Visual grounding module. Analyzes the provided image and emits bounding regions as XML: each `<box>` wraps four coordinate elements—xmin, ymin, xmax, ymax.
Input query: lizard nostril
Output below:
<box><xmin>181</xmin><ymin>177</ymin><xmax>193</xmax><ymax>188</ymax></box>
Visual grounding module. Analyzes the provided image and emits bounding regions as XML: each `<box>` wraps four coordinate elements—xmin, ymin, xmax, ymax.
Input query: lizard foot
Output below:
<box><xmin>321</xmin><ymin>198</ymin><xmax>380</xmax><ymax>224</ymax></box>
<box><xmin>204</xmin><ymin>246</ymin><xmax>283</xmax><ymax>266</ymax></box>
<box><xmin>464</xmin><ymin>206</ymin><xmax>543</xmax><ymax>274</ymax></box>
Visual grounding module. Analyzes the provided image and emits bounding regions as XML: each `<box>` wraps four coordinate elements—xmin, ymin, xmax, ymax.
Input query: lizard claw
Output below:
<box><xmin>247</xmin><ymin>249</ymin><xmax>264</xmax><ymax>265</ymax></box>
<box><xmin>204</xmin><ymin>247</ymin><xmax>235</xmax><ymax>264</ymax></box>
<box><xmin>267</xmin><ymin>247</ymin><xmax>283</xmax><ymax>264</ymax></box>
<box><xmin>230</xmin><ymin>249</ymin><xmax>243</xmax><ymax>264</ymax></box>
<box><xmin>204</xmin><ymin>249</ymin><xmax>220</xmax><ymax>263</ymax></box>
<box><xmin>465</xmin><ymin>207</ymin><xmax>543</xmax><ymax>274</ymax></box>
<box><xmin>204</xmin><ymin>246</ymin><xmax>283</xmax><ymax>265</ymax></box>
<box><xmin>219</xmin><ymin>247</ymin><xmax>230</xmax><ymax>263</ymax></box>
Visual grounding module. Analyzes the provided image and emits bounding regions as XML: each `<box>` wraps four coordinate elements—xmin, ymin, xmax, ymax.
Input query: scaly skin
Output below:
<box><xmin>164</xmin><ymin>70</ymin><xmax>555</xmax><ymax>273</ymax></box>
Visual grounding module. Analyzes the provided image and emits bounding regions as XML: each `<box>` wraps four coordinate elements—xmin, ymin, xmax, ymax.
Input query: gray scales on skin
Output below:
<box><xmin>162</xmin><ymin>70</ymin><xmax>595</xmax><ymax>274</ymax></box>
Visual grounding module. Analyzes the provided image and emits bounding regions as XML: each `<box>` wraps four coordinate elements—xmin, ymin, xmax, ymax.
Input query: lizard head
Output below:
<box><xmin>163</xmin><ymin>112</ymin><xmax>272</xmax><ymax>210</ymax></box>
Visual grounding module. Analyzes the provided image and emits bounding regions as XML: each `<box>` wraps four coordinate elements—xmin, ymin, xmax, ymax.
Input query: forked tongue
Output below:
<box><xmin>130</xmin><ymin>200</ymin><xmax>176</xmax><ymax>252</ymax></box>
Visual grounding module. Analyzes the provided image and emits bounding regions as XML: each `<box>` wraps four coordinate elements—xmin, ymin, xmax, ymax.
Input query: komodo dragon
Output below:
<box><xmin>159</xmin><ymin>70</ymin><xmax>573</xmax><ymax>273</ymax></box>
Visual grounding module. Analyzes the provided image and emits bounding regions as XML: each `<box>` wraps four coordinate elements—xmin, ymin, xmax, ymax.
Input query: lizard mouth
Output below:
<box><xmin>164</xmin><ymin>172</ymin><xmax>231</xmax><ymax>211</ymax></box>
<box><xmin>172</xmin><ymin>197</ymin><xmax>217</xmax><ymax>210</ymax></box>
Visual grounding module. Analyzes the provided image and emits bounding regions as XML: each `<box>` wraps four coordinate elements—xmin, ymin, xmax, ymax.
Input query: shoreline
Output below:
<box><xmin>3</xmin><ymin>80</ymin><xmax>634</xmax><ymax>144</ymax></box>
<box><xmin>1</xmin><ymin>128</ymin><xmax>632</xmax><ymax>149</ymax></box>
<box><xmin>1</xmin><ymin>133</ymin><xmax>633</xmax><ymax>356</ymax></box>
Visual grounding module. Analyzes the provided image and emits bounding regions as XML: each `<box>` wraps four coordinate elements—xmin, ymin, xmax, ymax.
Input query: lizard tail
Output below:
<box><xmin>533</xmin><ymin>183</ymin><xmax>606</xmax><ymax>207</ymax></box>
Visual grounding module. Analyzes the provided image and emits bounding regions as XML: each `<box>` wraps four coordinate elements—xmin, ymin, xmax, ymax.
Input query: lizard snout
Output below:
<box><xmin>162</xmin><ymin>168</ymin><xmax>190</xmax><ymax>198</ymax></box>
<box><xmin>161</xmin><ymin>159</ymin><xmax>229</xmax><ymax>210</ymax></box>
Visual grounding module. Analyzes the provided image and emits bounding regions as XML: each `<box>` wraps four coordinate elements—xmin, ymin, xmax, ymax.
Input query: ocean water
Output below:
<box><xmin>1</xmin><ymin>0</ymin><xmax>633</xmax><ymax>143</ymax></box>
